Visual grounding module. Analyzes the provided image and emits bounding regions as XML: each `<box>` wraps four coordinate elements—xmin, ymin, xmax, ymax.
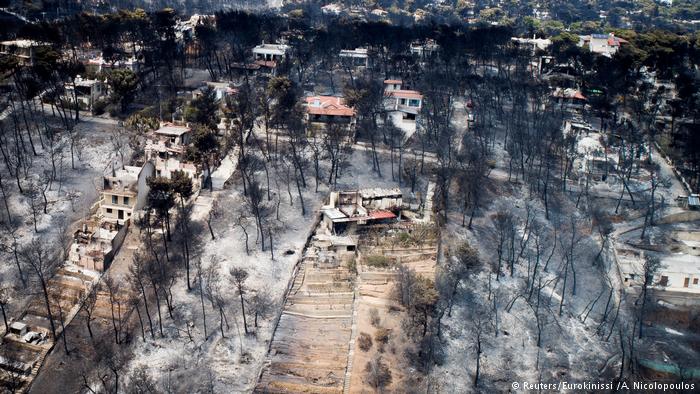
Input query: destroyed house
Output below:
<box><xmin>339</xmin><ymin>48</ymin><xmax>369</xmax><ymax>67</ymax></box>
<box><xmin>63</xmin><ymin>75</ymin><xmax>106</xmax><ymax>110</ymax></box>
<box><xmin>563</xmin><ymin>120</ymin><xmax>617</xmax><ymax>179</ymax></box>
<box><xmin>145</xmin><ymin>124</ymin><xmax>200</xmax><ymax>183</ymax></box>
<box><xmin>154</xmin><ymin>124</ymin><xmax>191</xmax><ymax>146</ymax></box>
<box><xmin>552</xmin><ymin>88</ymin><xmax>587</xmax><ymax>110</ymax></box>
<box><xmin>68</xmin><ymin>220</ymin><xmax>127</xmax><ymax>272</ymax></box>
<box><xmin>252</xmin><ymin>43</ymin><xmax>289</xmax><ymax>67</ymax></box>
<box><xmin>321</xmin><ymin>189</ymin><xmax>402</xmax><ymax>233</ymax></box>
<box><xmin>193</xmin><ymin>81</ymin><xmax>237</xmax><ymax>101</ymax></box>
<box><xmin>145</xmin><ymin>124</ymin><xmax>192</xmax><ymax>158</ymax></box>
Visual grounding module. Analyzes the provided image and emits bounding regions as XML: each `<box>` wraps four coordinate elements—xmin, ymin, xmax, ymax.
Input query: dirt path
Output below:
<box><xmin>255</xmin><ymin>233</ymin><xmax>355</xmax><ymax>393</ymax></box>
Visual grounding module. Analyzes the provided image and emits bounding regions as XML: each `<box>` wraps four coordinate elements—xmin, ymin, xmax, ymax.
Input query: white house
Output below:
<box><xmin>87</xmin><ymin>56</ymin><xmax>141</xmax><ymax>73</ymax></box>
<box><xmin>618</xmin><ymin>229</ymin><xmax>700</xmax><ymax>305</ymax></box>
<box><xmin>99</xmin><ymin>163</ymin><xmax>154</xmax><ymax>226</ymax></box>
<box><xmin>410</xmin><ymin>39</ymin><xmax>439</xmax><ymax>58</ymax></box>
<box><xmin>511</xmin><ymin>37</ymin><xmax>552</xmax><ymax>52</ymax></box>
<box><xmin>384</xmin><ymin>79</ymin><xmax>403</xmax><ymax>92</ymax></box>
<box><xmin>578</xmin><ymin>33</ymin><xmax>627</xmax><ymax>57</ymax></box>
<box><xmin>153</xmin><ymin>157</ymin><xmax>199</xmax><ymax>182</ymax></box>
<box><xmin>193</xmin><ymin>81</ymin><xmax>237</xmax><ymax>101</ymax></box>
<box><xmin>0</xmin><ymin>39</ymin><xmax>50</xmax><ymax>66</ymax></box>
<box><xmin>64</xmin><ymin>76</ymin><xmax>107</xmax><ymax>110</ymax></box>
<box><xmin>654</xmin><ymin>254</ymin><xmax>700</xmax><ymax>294</ymax></box>
<box><xmin>383</xmin><ymin>80</ymin><xmax>423</xmax><ymax>120</ymax></box>
<box><xmin>321</xmin><ymin>3</ymin><xmax>343</xmax><ymax>15</ymax></box>
<box><xmin>339</xmin><ymin>48</ymin><xmax>369</xmax><ymax>68</ymax></box>
<box><xmin>252</xmin><ymin>43</ymin><xmax>289</xmax><ymax>63</ymax></box>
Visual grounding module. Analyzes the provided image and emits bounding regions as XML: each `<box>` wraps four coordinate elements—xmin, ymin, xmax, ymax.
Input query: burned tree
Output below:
<box><xmin>20</xmin><ymin>239</ymin><xmax>59</xmax><ymax>340</ymax></box>
<box><xmin>364</xmin><ymin>355</ymin><xmax>392</xmax><ymax>392</ymax></box>
<box><xmin>638</xmin><ymin>254</ymin><xmax>661</xmax><ymax>339</ymax></box>
<box><xmin>230</xmin><ymin>267</ymin><xmax>250</xmax><ymax>335</ymax></box>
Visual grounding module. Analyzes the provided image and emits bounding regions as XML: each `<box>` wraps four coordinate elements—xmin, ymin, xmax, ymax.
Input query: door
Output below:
<box><xmin>118</xmin><ymin>210</ymin><xmax>124</xmax><ymax>220</ymax></box>
<box><xmin>684</xmin><ymin>277</ymin><xmax>690</xmax><ymax>288</ymax></box>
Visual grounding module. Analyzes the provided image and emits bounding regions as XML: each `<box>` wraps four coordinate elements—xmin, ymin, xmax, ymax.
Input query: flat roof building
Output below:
<box><xmin>0</xmin><ymin>39</ymin><xmax>51</xmax><ymax>66</ymax></box>
<box><xmin>339</xmin><ymin>48</ymin><xmax>369</xmax><ymax>67</ymax></box>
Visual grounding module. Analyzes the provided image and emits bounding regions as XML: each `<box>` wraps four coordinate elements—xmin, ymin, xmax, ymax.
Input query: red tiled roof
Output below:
<box><xmin>368</xmin><ymin>210</ymin><xmax>397</xmax><ymax>220</ymax></box>
<box><xmin>386</xmin><ymin>90</ymin><xmax>423</xmax><ymax>100</ymax></box>
<box><xmin>384</xmin><ymin>79</ymin><xmax>402</xmax><ymax>84</ymax></box>
<box><xmin>608</xmin><ymin>36</ymin><xmax>627</xmax><ymax>46</ymax></box>
<box><xmin>572</xmin><ymin>91</ymin><xmax>586</xmax><ymax>100</ymax></box>
<box><xmin>254</xmin><ymin>59</ymin><xmax>277</xmax><ymax>68</ymax></box>
<box><xmin>305</xmin><ymin>96</ymin><xmax>355</xmax><ymax>117</ymax></box>
<box><xmin>552</xmin><ymin>89</ymin><xmax>586</xmax><ymax>101</ymax></box>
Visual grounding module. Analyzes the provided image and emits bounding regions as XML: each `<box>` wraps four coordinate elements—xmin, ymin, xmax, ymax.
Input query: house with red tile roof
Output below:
<box><xmin>304</xmin><ymin>96</ymin><xmax>356</xmax><ymax>127</ymax></box>
<box><xmin>383</xmin><ymin>80</ymin><xmax>423</xmax><ymax>120</ymax></box>
<box><xmin>552</xmin><ymin>88</ymin><xmax>587</xmax><ymax>111</ymax></box>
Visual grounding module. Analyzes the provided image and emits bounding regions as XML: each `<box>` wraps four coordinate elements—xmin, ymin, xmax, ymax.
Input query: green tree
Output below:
<box><xmin>185</xmin><ymin>86</ymin><xmax>219</xmax><ymax>130</ymax></box>
<box><xmin>171</xmin><ymin>170</ymin><xmax>194</xmax><ymax>288</ymax></box>
<box><xmin>146</xmin><ymin>176</ymin><xmax>175</xmax><ymax>241</ymax></box>
<box><xmin>188</xmin><ymin>126</ymin><xmax>219</xmax><ymax>192</ymax></box>
<box><xmin>171</xmin><ymin>170</ymin><xmax>194</xmax><ymax>207</ymax></box>
<box><xmin>267</xmin><ymin>76</ymin><xmax>297</xmax><ymax>128</ymax></box>
<box><xmin>108</xmin><ymin>69</ymin><xmax>139</xmax><ymax>113</ymax></box>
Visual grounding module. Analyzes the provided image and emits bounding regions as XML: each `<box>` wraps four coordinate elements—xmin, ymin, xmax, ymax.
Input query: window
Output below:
<box><xmin>409</xmin><ymin>99</ymin><xmax>421</xmax><ymax>107</ymax></box>
<box><xmin>106</xmin><ymin>208</ymin><xmax>113</xmax><ymax>214</ymax></box>
<box><xmin>659</xmin><ymin>276</ymin><xmax>669</xmax><ymax>286</ymax></box>
<box><xmin>111</xmin><ymin>195</ymin><xmax>118</xmax><ymax>204</ymax></box>
<box><xmin>694</xmin><ymin>278</ymin><xmax>699</xmax><ymax>285</ymax></box>
<box><xmin>123</xmin><ymin>197</ymin><xmax>130</xmax><ymax>206</ymax></box>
